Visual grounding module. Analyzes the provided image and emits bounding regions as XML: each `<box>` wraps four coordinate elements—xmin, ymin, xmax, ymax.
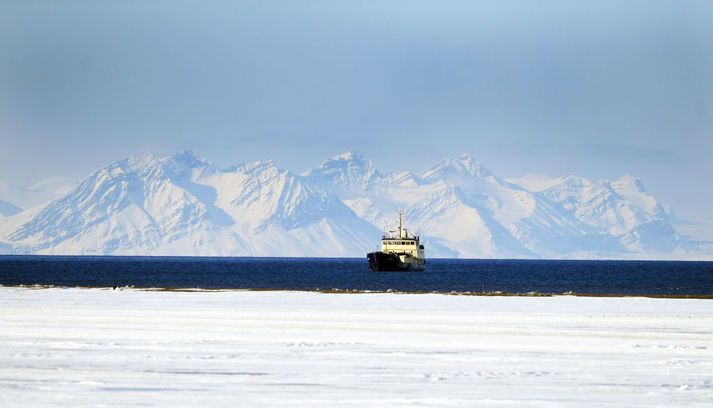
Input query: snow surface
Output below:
<box><xmin>1</xmin><ymin>287</ymin><xmax>712</xmax><ymax>407</ymax></box>
<box><xmin>1</xmin><ymin>150</ymin><xmax>711</xmax><ymax>259</ymax></box>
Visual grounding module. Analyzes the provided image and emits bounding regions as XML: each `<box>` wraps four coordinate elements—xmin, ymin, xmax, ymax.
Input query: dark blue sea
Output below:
<box><xmin>1</xmin><ymin>256</ymin><xmax>712</xmax><ymax>296</ymax></box>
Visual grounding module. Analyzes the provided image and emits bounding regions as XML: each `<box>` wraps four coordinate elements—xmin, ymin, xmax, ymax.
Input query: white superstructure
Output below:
<box><xmin>380</xmin><ymin>210</ymin><xmax>426</xmax><ymax>261</ymax></box>
<box><xmin>367</xmin><ymin>210</ymin><xmax>426</xmax><ymax>271</ymax></box>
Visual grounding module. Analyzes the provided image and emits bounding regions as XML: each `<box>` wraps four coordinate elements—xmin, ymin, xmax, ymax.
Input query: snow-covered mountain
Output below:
<box><xmin>0</xmin><ymin>150</ymin><xmax>710</xmax><ymax>259</ymax></box>
<box><xmin>300</xmin><ymin>153</ymin><xmax>619</xmax><ymax>258</ymax></box>
<box><xmin>303</xmin><ymin>151</ymin><xmax>382</xmax><ymax>194</ymax></box>
<box><xmin>1</xmin><ymin>151</ymin><xmax>377</xmax><ymax>256</ymax></box>
<box><xmin>538</xmin><ymin>176</ymin><xmax>678</xmax><ymax>251</ymax></box>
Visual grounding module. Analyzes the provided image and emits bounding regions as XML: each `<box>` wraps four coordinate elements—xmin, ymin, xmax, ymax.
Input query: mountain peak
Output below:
<box><xmin>613</xmin><ymin>174</ymin><xmax>645</xmax><ymax>193</ymax></box>
<box><xmin>106</xmin><ymin>154</ymin><xmax>160</xmax><ymax>175</ymax></box>
<box><xmin>170</xmin><ymin>149</ymin><xmax>207</xmax><ymax>164</ymax></box>
<box><xmin>157</xmin><ymin>150</ymin><xmax>216</xmax><ymax>180</ymax></box>
<box><xmin>333</xmin><ymin>151</ymin><xmax>365</xmax><ymax>162</ymax></box>
<box><xmin>458</xmin><ymin>153</ymin><xmax>475</xmax><ymax>168</ymax></box>
<box><xmin>422</xmin><ymin>154</ymin><xmax>492</xmax><ymax>180</ymax></box>
<box><xmin>457</xmin><ymin>154</ymin><xmax>492</xmax><ymax>177</ymax></box>
<box><xmin>304</xmin><ymin>151</ymin><xmax>381</xmax><ymax>190</ymax></box>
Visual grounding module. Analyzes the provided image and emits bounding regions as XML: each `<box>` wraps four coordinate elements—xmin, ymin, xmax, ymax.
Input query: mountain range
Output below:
<box><xmin>1</xmin><ymin>150</ymin><xmax>710</xmax><ymax>259</ymax></box>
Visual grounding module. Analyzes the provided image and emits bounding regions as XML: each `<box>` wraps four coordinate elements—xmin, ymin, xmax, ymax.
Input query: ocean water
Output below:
<box><xmin>1</xmin><ymin>256</ymin><xmax>712</xmax><ymax>296</ymax></box>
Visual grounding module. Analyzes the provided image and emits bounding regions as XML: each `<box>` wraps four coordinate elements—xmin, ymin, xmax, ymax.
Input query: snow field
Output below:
<box><xmin>0</xmin><ymin>287</ymin><xmax>712</xmax><ymax>406</ymax></box>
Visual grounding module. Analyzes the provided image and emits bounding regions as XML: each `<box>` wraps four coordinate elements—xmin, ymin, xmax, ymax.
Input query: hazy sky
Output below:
<box><xmin>1</xmin><ymin>1</ymin><xmax>712</xmax><ymax>238</ymax></box>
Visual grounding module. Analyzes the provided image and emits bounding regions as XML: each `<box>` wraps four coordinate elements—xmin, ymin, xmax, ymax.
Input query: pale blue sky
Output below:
<box><xmin>1</xmin><ymin>1</ymin><xmax>712</xmax><ymax>237</ymax></box>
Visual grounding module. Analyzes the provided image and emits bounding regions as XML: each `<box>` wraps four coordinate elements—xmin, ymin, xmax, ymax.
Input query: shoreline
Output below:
<box><xmin>4</xmin><ymin>284</ymin><xmax>712</xmax><ymax>299</ymax></box>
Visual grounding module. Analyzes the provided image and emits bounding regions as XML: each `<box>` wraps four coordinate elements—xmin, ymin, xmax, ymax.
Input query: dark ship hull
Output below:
<box><xmin>367</xmin><ymin>252</ymin><xmax>426</xmax><ymax>272</ymax></box>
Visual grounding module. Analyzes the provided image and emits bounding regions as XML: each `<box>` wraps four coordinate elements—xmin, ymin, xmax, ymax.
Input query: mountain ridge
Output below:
<box><xmin>1</xmin><ymin>150</ymin><xmax>710</xmax><ymax>259</ymax></box>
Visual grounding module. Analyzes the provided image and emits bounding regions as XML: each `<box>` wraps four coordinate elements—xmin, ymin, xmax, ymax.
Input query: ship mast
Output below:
<box><xmin>398</xmin><ymin>209</ymin><xmax>403</xmax><ymax>239</ymax></box>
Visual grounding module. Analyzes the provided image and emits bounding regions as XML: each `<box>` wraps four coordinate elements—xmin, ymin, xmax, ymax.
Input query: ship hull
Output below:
<box><xmin>367</xmin><ymin>252</ymin><xmax>426</xmax><ymax>272</ymax></box>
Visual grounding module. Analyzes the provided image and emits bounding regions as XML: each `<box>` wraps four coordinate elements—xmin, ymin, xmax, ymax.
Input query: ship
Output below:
<box><xmin>367</xmin><ymin>210</ymin><xmax>426</xmax><ymax>272</ymax></box>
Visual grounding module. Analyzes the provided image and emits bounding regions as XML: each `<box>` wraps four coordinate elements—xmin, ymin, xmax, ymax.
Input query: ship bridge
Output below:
<box><xmin>380</xmin><ymin>211</ymin><xmax>425</xmax><ymax>258</ymax></box>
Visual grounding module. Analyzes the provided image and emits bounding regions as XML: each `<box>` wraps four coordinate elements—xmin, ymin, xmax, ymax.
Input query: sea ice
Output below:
<box><xmin>0</xmin><ymin>287</ymin><xmax>711</xmax><ymax>407</ymax></box>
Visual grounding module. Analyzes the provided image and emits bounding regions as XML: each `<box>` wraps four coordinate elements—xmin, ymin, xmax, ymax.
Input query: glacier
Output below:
<box><xmin>0</xmin><ymin>150</ymin><xmax>710</xmax><ymax>259</ymax></box>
